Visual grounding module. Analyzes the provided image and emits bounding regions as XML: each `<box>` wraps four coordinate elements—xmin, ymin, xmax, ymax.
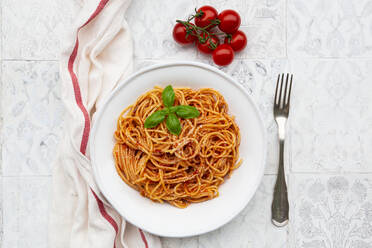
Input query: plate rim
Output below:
<box><xmin>90</xmin><ymin>61</ymin><xmax>267</xmax><ymax>237</ymax></box>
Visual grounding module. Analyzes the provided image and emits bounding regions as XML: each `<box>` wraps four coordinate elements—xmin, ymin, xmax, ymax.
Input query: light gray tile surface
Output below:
<box><xmin>3</xmin><ymin>177</ymin><xmax>50</xmax><ymax>248</ymax></box>
<box><xmin>2</xmin><ymin>0</ymin><xmax>79</xmax><ymax>60</ymax></box>
<box><xmin>161</xmin><ymin>237</ymin><xmax>199</xmax><ymax>248</ymax></box>
<box><xmin>2</xmin><ymin>61</ymin><xmax>64</xmax><ymax>176</ymax></box>
<box><xmin>0</xmin><ymin>177</ymin><xmax>3</xmax><ymax>247</ymax></box>
<box><xmin>288</xmin><ymin>0</ymin><xmax>372</xmax><ymax>58</ymax></box>
<box><xmin>290</xmin><ymin>174</ymin><xmax>372</xmax><ymax>248</ymax></box>
<box><xmin>289</xmin><ymin>59</ymin><xmax>372</xmax><ymax>173</ymax></box>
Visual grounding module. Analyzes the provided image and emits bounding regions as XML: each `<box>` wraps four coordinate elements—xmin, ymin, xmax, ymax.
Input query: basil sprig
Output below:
<box><xmin>144</xmin><ymin>85</ymin><xmax>200</xmax><ymax>135</ymax></box>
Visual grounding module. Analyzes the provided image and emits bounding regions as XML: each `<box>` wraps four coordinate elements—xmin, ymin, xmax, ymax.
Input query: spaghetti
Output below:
<box><xmin>113</xmin><ymin>86</ymin><xmax>242</xmax><ymax>208</ymax></box>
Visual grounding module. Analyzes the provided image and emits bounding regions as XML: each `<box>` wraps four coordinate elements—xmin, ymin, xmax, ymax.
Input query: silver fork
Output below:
<box><xmin>271</xmin><ymin>73</ymin><xmax>293</xmax><ymax>227</ymax></box>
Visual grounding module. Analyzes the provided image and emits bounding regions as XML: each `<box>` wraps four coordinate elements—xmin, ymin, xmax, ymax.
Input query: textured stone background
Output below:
<box><xmin>1</xmin><ymin>0</ymin><xmax>372</xmax><ymax>247</ymax></box>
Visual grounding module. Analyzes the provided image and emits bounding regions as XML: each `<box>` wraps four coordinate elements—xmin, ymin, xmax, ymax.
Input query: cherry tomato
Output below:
<box><xmin>212</xmin><ymin>44</ymin><xmax>234</xmax><ymax>66</ymax></box>
<box><xmin>224</xmin><ymin>30</ymin><xmax>247</xmax><ymax>52</ymax></box>
<box><xmin>218</xmin><ymin>9</ymin><xmax>241</xmax><ymax>34</ymax></box>
<box><xmin>172</xmin><ymin>23</ymin><xmax>196</xmax><ymax>45</ymax></box>
<box><xmin>195</xmin><ymin>5</ymin><xmax>218</xmax><ymax>29</ymax></box>
<box><xmin>197</xmin><ymin>34</ymin><xmax>219</xmax><ymax>54</ymax></box>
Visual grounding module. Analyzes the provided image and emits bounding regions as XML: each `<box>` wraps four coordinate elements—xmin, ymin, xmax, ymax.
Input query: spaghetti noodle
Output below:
<box><xmin>113</xmin><ymin>87</ymin><xmax>241</xmax><ymax>208</ymax></box>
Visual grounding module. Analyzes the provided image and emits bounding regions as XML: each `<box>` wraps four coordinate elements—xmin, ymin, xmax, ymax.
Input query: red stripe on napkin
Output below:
<box><xmin>91</xmin><ymin>189</ymin><xmax>119</xmax><ymax>248</ymax></box>
<box><xmin>68</xmin><ymin>39</ymin><xmax>90</xmax><ymax>154</ymax></box>
<box><xmin>139</xmin><ymin>229</ymin><xmax>149</xmax><ymax>248</ymax></box>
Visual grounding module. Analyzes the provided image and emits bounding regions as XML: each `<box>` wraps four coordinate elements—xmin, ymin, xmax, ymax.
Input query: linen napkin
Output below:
<box><xmin>49</xmin><ymin>0</ymin><xmax>162</xmax><ymax>247</ymax></box>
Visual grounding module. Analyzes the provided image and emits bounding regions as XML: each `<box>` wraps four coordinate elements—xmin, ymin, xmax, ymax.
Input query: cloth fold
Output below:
<box><xmin>49</xmin><ymin>0</ymin><xmax>162</xmax><ymax>247</ymax></box>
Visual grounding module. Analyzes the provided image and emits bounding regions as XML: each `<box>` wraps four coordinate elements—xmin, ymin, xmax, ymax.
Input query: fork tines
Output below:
<box><xmin>274</xmin><ymin>73</ymin><xmax>293</xmax><ymax>110</ymax></box>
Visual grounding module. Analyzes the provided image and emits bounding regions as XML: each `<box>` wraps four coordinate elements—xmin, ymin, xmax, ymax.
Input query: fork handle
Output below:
<box><xmin>271</xmin><ymin>140</ymin><xmax>289</xmax><ymax>227</ymax></box>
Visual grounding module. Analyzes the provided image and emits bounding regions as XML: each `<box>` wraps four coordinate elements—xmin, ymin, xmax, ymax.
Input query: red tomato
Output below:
<box><xmin>172</xmin><ymin>23</ymin><xmax>196</xmax><ymax>45</ymax></box>
<box><xmin>224</xmin><ymin>30</ymin><xmax>247</xmax><ymax>52</ymax></box>
<box><xmin>218</xmin><ymin>9</ymin><xmax>241</xmax><ymax>34</ymax></box>
<box><xmin>197</xmin><ymin>34</ymin><xmax>219</xmax><ymax>54</ymax></box>
<box><xmin>195</xmin><ymin>5</ymin><xmax>218</xmax><ymax>29</ymax></box>
<box><xmin>212</xmin><ymin>44</ymin><xmax>234</xmax><ymax>66</ymax></box>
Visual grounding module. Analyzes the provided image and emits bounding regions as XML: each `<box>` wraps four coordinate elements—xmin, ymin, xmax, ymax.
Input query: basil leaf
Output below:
<box><xmin>162</xmin><ymin>85</ymin><xmax>175</xmax><ymax>107</ymax></box>
<box><xmin>144</xmin><ymin>110</ymin><xmax>167</xmax><ymax>128</ymax></box>
<box><xmin>166</xmin><ymin>113</ymin><xmax>181</xmax><ymax>135</ymax></box>
<box><xmin>169</xmin><ymin>106</ymin><xmax>177</xmax><ymax>113</ymax></box>
<box><xmin>174</xmin><ymin>105</ymin><xmax>200</xmax><ymax>119</ymax></box>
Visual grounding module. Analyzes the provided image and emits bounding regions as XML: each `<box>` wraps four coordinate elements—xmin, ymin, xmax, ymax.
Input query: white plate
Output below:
<box><xmin>90</xmin><ymin>62</ymin><xmax>267</xmax><ymax>237</ymax></box>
